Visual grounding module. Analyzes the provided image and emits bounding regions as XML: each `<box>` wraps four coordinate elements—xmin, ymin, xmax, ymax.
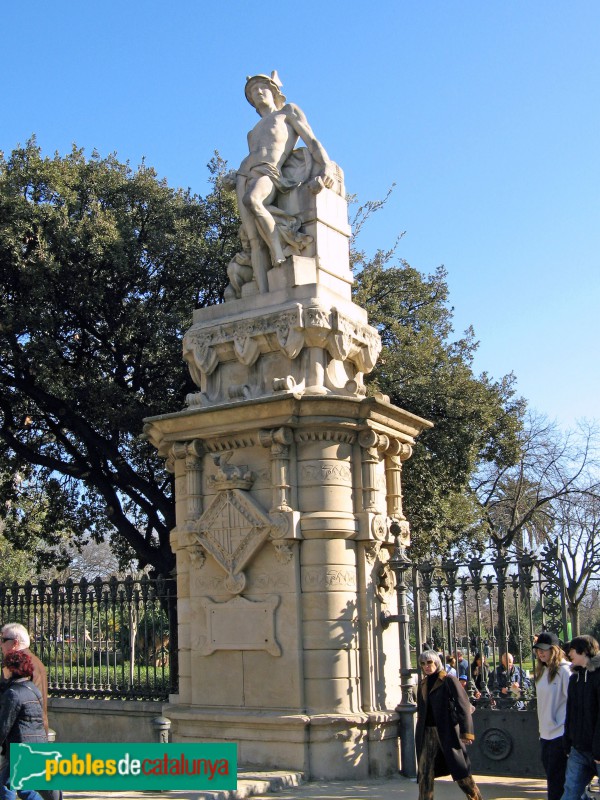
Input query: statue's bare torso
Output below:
<box><xmin>239</xmin><ymin>107</ymin><xmax>300</xmax><ymax>179</ymax></box>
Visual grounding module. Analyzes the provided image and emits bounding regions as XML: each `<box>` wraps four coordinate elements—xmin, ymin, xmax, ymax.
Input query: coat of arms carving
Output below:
<box><xmin>194</xmin><ymin>453</ymin><xmax>282</xmax><ymax>594</ymax></box>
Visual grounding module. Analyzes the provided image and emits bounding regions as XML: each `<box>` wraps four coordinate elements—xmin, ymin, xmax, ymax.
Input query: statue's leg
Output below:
<box><xmin>242</xmin><ymin>176</ymin><xmax>286</xmax><ymax>267</ymax></box>
<box><xmin>236</xmin><ymin>177</ymin><xmax>270</xmax><ymax>293</ymax></box>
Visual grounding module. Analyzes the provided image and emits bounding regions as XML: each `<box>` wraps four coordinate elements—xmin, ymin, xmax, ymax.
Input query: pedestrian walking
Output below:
<box><xmin>533</xmin><ymin>631</ymin><xmax>571</xmax><ymax>800</ymax></box>
<box><xmin>560</xmin><ymin>635</ymin><xmax>600</xmax><ymax>800</ymax></box>
<box><xmin>1</xmin><ymin>625</ymin><xmax>48</xmax><ymax>733</ymax></box>
<box><xmin>415</xmin><ymin>650</ymin><xmax>483</xmax><ymax>800</ymax></box>
<box><xmin>1</xmin><ymin>624</ymin><xmax>61</xmax><ymax>800</ymax></box>
<box><xmin>0</xmin><ymin>650</ymin><xmax>46</xmax><ymax>800</ymax></box>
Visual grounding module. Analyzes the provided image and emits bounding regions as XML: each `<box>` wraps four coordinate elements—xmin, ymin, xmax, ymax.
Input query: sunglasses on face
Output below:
<box><xmin>1</xmin><ymin>638</ymin><xmax>14</xmax><ymax>643</ymax></box>
<box><xmin>421</xmin><ymin>660</ymin><xmax>435</xmax><ymax>666</ymax></box>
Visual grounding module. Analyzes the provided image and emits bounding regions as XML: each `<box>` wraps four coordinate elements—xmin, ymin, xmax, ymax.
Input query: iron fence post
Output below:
<box><xmin>385</xmin><ymin>522</ymin><xmax>417</xmax><ymax>778</ymax></box>
<box><xmin>412</xmin><ymin>565</ymin><xmax>423</xmax><ymax>656</ymax></box>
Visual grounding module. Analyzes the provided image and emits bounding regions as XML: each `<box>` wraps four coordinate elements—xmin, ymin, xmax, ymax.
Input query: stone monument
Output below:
<box><xmin>143</xmin><ymin>71</ymin><xmax>432</xmax><ymax>779</ymax></box>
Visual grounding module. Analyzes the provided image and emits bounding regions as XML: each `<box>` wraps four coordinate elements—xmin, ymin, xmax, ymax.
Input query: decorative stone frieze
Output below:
<box><xmin>295</xmin><ymin>429</ymin><xmax>356</xmax><ymax>445</ymax></box>
<box><xmin>183</xmin><ymin>301</ymin><xmax>381</xmax><ymax>408</ymax></box>
<box><xmin>300</xmin><ymin>461</ymin><xmax>353</xmax><ymax>483</ymax></box>
<box><xmin>301</xmin><ymin>567</ymin><xmax>357</xmax><ymax>591</ymax></box>
<box><xmin>204</xmin><ymin>436</ymin><xmax>257</xmax><ymax>452</ymax></box>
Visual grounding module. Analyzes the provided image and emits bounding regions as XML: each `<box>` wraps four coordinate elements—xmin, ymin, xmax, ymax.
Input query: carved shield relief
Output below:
<box><xmin>195</xmin><ymin>487</ymin><xmax>274</xmax><ymax>594</ymax></box>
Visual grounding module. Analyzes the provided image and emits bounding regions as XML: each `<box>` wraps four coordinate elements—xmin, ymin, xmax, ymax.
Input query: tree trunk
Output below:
<box><xmin>568</xmin><ymin>601</ymin><xmax>580</xmax><ymax>638</ymax></box>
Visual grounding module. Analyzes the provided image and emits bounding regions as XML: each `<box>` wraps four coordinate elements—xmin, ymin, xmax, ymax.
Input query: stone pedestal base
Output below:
<box><xmin>163</xmin><ymin>705</ymin><xmax>399</xmax><ymax>779</ymax></box>
<box><xmin>143</xmin><ymin>394</ymin><xmax>431</xmax><ymax>780</ymax></box>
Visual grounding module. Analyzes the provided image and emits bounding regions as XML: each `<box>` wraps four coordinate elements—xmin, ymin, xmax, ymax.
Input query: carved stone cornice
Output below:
<box><xmin>295</xmin><ymin>430</ymin><xmax>356</xmax><ymax>445</ymax></box>
<box><xmin>205</xmin><ymin>436</ymin><xmax>256</xmax><ymax>452</ymax></box>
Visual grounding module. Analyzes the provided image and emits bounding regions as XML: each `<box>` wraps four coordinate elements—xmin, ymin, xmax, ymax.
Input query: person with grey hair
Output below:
<box><xmin>1</xmin><ymin>624</ymin><xmax>61</xmax><ymax>800</ymax></box>
<box><xmin>415</xmin><ymin>650</ymin><xmax>482</xmax><ymax>800</ymax></box>
<box><xmin>1</xmin><ymin>624</ymin><xmax>47</xmax><ymax>733</ymax></box>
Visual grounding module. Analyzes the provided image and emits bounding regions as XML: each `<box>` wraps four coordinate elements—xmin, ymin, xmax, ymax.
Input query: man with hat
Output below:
<box><xmin>533</xmin><ymin>631</ymin><xmax>571</xmax><ymax>800</ymax></box>
<box><xmin>226</xmin><ymin>71</ymin><xmax>336</xmax><ymax>295</ymax></box>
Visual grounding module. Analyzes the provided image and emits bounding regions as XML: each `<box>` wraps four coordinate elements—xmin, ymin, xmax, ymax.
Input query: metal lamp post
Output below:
<box><xmin>381</xmin><ymin>521</ymin><xmax>417</xmax><ymax>778</ymax></box>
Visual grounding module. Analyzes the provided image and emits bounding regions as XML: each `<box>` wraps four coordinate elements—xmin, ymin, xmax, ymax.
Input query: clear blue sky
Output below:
<box><xmin>2</xmin><ymin>1</ymin><xmax>598</xmax><ymax>429</ymax></box>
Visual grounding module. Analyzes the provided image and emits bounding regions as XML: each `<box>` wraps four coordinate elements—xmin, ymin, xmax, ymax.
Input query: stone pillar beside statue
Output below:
<box><xmin>143</xmin><ymin>72</ymin><xmax>431</xmax><ymax>779</ymax></box>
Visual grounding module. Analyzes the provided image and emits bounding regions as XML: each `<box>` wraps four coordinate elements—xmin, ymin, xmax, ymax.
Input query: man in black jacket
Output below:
<box><xmin>561</xmin><ymin>635</ymin><xmax>600</xmax><ymax>800</ymax></box>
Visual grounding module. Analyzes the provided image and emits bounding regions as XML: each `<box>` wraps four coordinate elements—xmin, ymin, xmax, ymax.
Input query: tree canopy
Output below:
<box><xmin>352</xmin><ymin>253</ymin><xmax>525</xmax><ymax>558</ymax></box>
<box><xmin>0</xmin><ymin>140</ymin><xmax>238</xmax><ymax>577</ymax></box>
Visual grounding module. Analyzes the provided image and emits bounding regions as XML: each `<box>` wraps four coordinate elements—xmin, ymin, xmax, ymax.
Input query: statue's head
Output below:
<box><xmin>245</xmin><ymin>70</ymin><xmax>286</xmax><ymax>111</ymax></box>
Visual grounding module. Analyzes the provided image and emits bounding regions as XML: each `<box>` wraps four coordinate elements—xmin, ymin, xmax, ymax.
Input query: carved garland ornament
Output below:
<box><xmin>182</xmin><ymin>303</ymin><xmax>381</xmax><ymax>390</ymax></box>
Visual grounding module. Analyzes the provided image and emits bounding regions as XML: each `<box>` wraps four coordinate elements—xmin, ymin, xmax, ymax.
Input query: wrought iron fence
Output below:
<box><xmin>0</xmin><ymin>575</ymin><xmax>178</xmax><ymax>700</ymax></box>
<box><xmin>411</xmin><ymin>542</ymin><xmax>568</xmax><ymax>710</ymax></box>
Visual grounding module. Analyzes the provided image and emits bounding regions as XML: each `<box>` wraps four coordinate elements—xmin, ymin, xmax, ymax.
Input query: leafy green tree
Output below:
<box><xmin>0</xmin><ymin>465</ymin><xmax>76</xmax><ymax>572</ymax></box>
<box><xmin>352</xmin><ymin>254</ymin><xmax>524</xmax><ymax>558</ymax></box>
<box><xmin>0</xmin><ymin>528</ymin><xmax>32</xmax><ymax>583</ymax></box>
<box><xmin>0</xmin><ymin>140</ymin><xmax>239</xmax><ymax>578</ymax></box>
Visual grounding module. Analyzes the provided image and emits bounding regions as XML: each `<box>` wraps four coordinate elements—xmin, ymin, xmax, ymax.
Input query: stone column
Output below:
<box><xmin>384</xmin><ymin>440</ymin><xmax>412</xmax><ymax>524</ymax></box>
<box><xmin>296</xmin><ymin>429</ymin><xmax>358</xmax><ymax>710</ymax></box>
<box><xmin>258</xmin><ymin>426</ymin><xmax>294</xmax><ymax>512</ymax></box>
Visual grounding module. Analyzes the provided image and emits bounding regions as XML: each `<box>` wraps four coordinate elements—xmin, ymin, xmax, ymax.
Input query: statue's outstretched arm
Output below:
<box><xmin>285</xmin><ymin>104</ymin><xmax>335</xmax><ymax>188</ymax></box>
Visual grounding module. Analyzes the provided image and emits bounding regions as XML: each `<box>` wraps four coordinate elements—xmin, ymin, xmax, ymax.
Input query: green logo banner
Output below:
<box><xmin>10</xmin><ymin>742</ymin><xmax>237</xmax><ymax>791</ymax></box>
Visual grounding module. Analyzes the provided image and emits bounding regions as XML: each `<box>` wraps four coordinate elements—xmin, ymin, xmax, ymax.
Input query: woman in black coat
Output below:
<box><xmin>0</xmin><ymin>650</ymin><xmax>47</xmax><ymax>800</ymax></box>
<box><xmin>415</xmin><ymin>650</ymin><xmax>483</xmax><ymax>800</ymax></box>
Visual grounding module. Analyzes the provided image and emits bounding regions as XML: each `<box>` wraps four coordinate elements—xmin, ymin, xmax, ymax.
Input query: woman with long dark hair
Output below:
<box><xmin>470</xmin><ymin>653</ymin><xmax>490</xmax><ymax>699</ymax></box>
<box><xmin>533</xmin><ymin>632</ymin><xmax>571</xmax><ymax>800</ymax></box>
<box><xmin>415</xmin><ymin>650</ymin><xmax>483</xmax><ymax>800</ymax></box>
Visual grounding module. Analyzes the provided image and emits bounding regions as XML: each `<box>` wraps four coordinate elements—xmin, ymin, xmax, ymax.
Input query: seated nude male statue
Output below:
<box><xmin>225</xmin><ymin>71</ymin><xmax>336</xmax><ymax>295</ymax></box>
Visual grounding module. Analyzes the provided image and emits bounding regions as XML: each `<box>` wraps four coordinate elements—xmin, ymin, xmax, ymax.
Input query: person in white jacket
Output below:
<box><xmin>534</xmin><ymin>631</ymin><xmax>571</xmax><ymax>800</ymax></box>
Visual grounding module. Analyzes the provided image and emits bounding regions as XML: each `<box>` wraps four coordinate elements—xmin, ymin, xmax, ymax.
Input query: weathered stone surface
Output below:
<box><xmin>144</xmin><ymin>74</ymin><xmax>432</xmax><ymax>779</ymax></box>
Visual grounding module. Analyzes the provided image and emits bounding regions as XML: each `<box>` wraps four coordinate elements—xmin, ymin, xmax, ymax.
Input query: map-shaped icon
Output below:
<box><xmin>11</xmin><ymin>743</ymin><xmax>63</xmax><ymax>790</ymax></box>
